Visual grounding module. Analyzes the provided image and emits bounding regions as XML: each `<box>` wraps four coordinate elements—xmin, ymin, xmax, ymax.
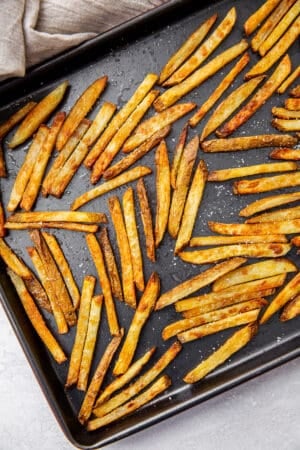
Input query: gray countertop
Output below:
<box><xmin>1</xmin><ymin>302</ymin><xmax>299</xmax><ymax>450</ymax></box>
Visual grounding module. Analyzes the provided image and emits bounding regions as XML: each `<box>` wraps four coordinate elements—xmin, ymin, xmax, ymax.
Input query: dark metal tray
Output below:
<box><xmin>0</xmin><ymin>0</ymin><xmax>299</xmax><ymax>448</ymax></box>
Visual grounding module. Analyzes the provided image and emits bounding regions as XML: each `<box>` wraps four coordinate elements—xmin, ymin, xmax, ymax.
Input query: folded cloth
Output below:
<box><xmin>0</xmin><ymin>0</ymin><xmax>169</xmax><ymax>82</ymax></box>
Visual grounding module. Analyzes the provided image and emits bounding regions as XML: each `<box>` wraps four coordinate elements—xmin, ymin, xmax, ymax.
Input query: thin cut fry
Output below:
<box><xmin>7</xmin><ymin>269</ymin><xmax>67</xmax><ymax>364</ymax></box>
<box><xmin>281</xmin><ymin>293</ymin><xmax>300</xmax><ymax>321</ymax></box>
<box><xmin>98</xmin><ymin>228</ymin><xmax>123</xmax><ymax>302</ymax></box>
<box><xmin>170</xmin><ymin>124</ymin><xmax>188</xmax><ymax>189</ymax></box>
<box><xmin>270</xmin><ymin>148</ymin><xmax>300</xmax><ymax>160</ymax></box>
<box><xmin>7</xmin><ymin>210</ymin><xmax>107</xmax><ymax>224</ymax></box>
<box><xmin>244</xmin><ymin>0</ymin><xmax>282</xmax><ymax>35</ymax></box>
<box><xmin>5</xmin><ymin>221</ymin><xmax>99</xmax><ymax>233</ymax></box>
<box><xmin>290</xmin><ymin>84</ymin><xmax>300</xmax><ymax>97</ymax></box>
<box><xmin>136</xmin><ymin>178</ymin><xmax>156</xmax><ymax>262</ymax></box>
<box><xmin>277</xmin><ymin>65</ymin><xmax>300</xmax><ymax>94</ymax></box>
<box><xmin>209</xmin><ymin>219</ymin><xmax>300</xmax><ymax>235</ymax></box>
<box><xmin>155</xmin><ymin>140</ymin><xmax>171</xmax><ymax>247</ymax></box>
<box><xmin>208</xmin><ymin>161</ymin><xmax>298</xmax><ymax>181</ymax></box>
<box><xmin>0</xmin><ymin>143</ymin><xmax>6</xmax><ymax>178</ymax></box>
<box><xmin>113</xmin><ymin>272</ymin><xmax>160</xmax><ymax>376</ymax></box>
<box><xmin>272</xmin><ymin>107</ymin><xmax>300</xmax><ymax>119</ymax></box>
<box><xmin>272</xmin><ymin>118</ymin><xmax>300</xmax><ymax>132</ymax></box>
<box><xmin>285</xmin><ymin>98</ymin><xmax>300</xmax><ymax>110</ymax></box>
<box><xmin>217</xmin><ymin>55</ymin><xmax>292</xmax><ymax>137</ymax></box>
<box><xmin>9</xmin><ymin>81</ymin><xmax>68</xmax><ymax>148</ymax></box>
<box><xmin>201</xmin><ymin>133</ymin><xmax>297</xmax><ymax>152</ymax></box>
<box><xmin>183</xmin><ymin>323</ymin><xmax>258</xmax><ymax>383</ymax></box>
<box><xmin>155</xmin><ymin>257</ymin><xmax>246</xmax><ymax>310</ymax></box>
<box><xmin>233</xmin><ymin>171</ymin><xmax>300</xmax><ymax>195</ymax></box>
<box><xmin>190</xmin><ymin>235</ymin><xmax>287</xmax><ymax>246</ymax></box>
<box><xmin>239</xmin><ymin>191</ymin><xmax>300</xmax><ymax>217</ymax></box>
<box><xmin>0</xmin><ymin>101</ymin><xmax>36</xmax><ymax>139</ymax></box>
<box><xmin>0</xmin><ymin>238</ymin><xmax>32</xmax><ymax>279</ymax></box>
<box><xmin>23</xmin><ymin>271</ymin><xmax>51</xmax><ymax>313</ymax></box>
<box><xmin>246</xmin><ymin>205</ymin><xmax>300</xmax><ymax>223</ymax></box>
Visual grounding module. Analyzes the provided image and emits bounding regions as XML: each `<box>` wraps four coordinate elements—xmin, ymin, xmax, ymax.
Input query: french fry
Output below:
<box><xmin>0</xmin><ymin>143</ymin><xmax>6</xmax><ymax>178</ymax></box>
<box><xmin>233</xmin><ymin>171</ymin><xmax>300</xmax><ymax>195</ymax></box>
<box><xmin>84</xmin><ymin>73</ymin><xmax>158</xmax><ymax>169</ymax></box>
<box><xmin>0</xmin><ymin>194</ymin><xmax>5</xmax><ymax>237</ymax></box>
<box><xmin>217</xmin><ymin>55</ymin><xmax>292</xmax><ymax>137</ymax></box>
<box><xmin>136</xmin><ymin>178</ymin><xmax>156</xmax><ymax>262</ymax></box>
<box><xmin>108</xmin><ymin>196</ymin><xmax>136</xmax><ymax>308</ymax></box>
<box><xmin>246</xmin><ymin>205</ymin><xmax>300</xmax><ymax>223</ymax></box>
<box><xmin>155</xmin><ymin>140</ymin><xmax>171</xmax><ymax>247</ymax></box>
<box><xmin>153</xmin><ymin>39</ymin><xmax>249</xmax><ymax>112</ymax></box>
<box><xmin>168</xmin><ymin>136</ymin><xmax>198</xmax><ymax>239</ymax></box>
<box><xmin>272</xmin><ymin>118</ymin><xmax>300</xmax><ymax>132</ymax></box>
<box><xmin>190</xmin><ymin>235</ymin><xmax>288</xmax><ymax>246</ymax></box>
<box><xmin>8</xmin><ymin>81</ymin><xmax>68</xmax><ymax>148</ymax></box>
<box><xmin>86</xmin><ymin>233</ymin><xmax>120</xmax><ymax>336</ymax></box>
<box><xmin>175</xmin><ymin>160</ymin><xmax>207</xmax><ymax>254</ymax></box>
<box><xmin>239</xmin><ymin>191</ymin><xmax>300</xmax><ymax>217</ymax></box>
<box><xmin>208</xmin><ymin>161</ymin><xmax>298</xmax><ymax>181</ymax></box>
<box><xmin>272</xmin><ymin>107</ymin><xmax>300</xmax><ymax>119</ymax></box>
<box><xmin>155</xmin><ymin>257</ymin><xmax>246</xmax><ymax>310</ymax></box>
<box><xmin>164</xmin><ymin>7</ymin><xmax>237</xmax><ymax>86</ymax></box>
<box><xmin>7</xmin><ymin>210</ymin><xmax>107</xmax><ymax>225</ymax></box>
<box><xmin>259</xmin><ymin>0</ymin><xmax>300</xmax><ymax>56</ymax></box>
<box><xmin>209</xmin><ymin>219</ymin><xmax>300</xmax><ymax>235</ymax></box>
<box><xmin>94</xmin><ymin>340</ymin><xmax>181</xmax><ymax>417</ymax></box>
<box><xmin>280</xmin><ymin>293</ymin><xmax>300</xmax><ymax>321</ymax></box>
<box><xmin>7</xmin><ymin>269</ymin><xmax>67</xmax><ymax>364</ymax></box>
<box><xmin>7</xmin><ymin>126</ymin><xmax>49</xmax><ymax>212</ymax></box>
<box><xmin>183</xmin><ymin>323</ymin><xmax>258</xmax><ymax>383</ymax></box>
<box><xmin>78</xmin><ymin>331</ymin><xmax>123</xmax><ymax>425</ymax></box>
<box><xmin>260</xmin><ymin>271</ymin><xmax>300</xmax><ymax>323</ymax></box>
<box><xmin>170</xmin><ymin>124</ymin><xmax>188</xmax><ymax>189</ymax></box>
<box><xmin>290</xmin><ymin>84</ymin><xmax>300</xmax><ymax>97</ymax></box>
<box><xmin>201</xmin><ymin>133</ymin><xmax>297</xmax><ymax>152</ymax></box>
<box><xmin>77</xmin><ymin>295</ymin><xmax>103</xmax><ymax>391</ymax></box>
<box><xmin>0</xmin><ymin>101</ymin><xmax>36</xmax><ymax>139</ymax></box>
<box><xmin>285</xmin><ymin>97</ymin><xmax>300</xmax><ymax>110</ymax></box>
<box><xmin>98</xmin><ymin>228</ymin><xmax>123</xmax><ymax>302</ymax></box>
<box><xmin>41</xmin><ymin>232</ymin><xmax>81</xmax><ymax>309</ymax></box>
<box><xmin>88</xmin><ymin>375</ymin><xmax>171</xmax><ymax>431</ymax></box>
<box><xmin>103</xmin><ymin>126</ymin><xmax>171</xmax><ymax>180</ymax></box>
<box><xmin>122</xmin><ymin>188</ymin><xmax>145</xmax><ymax>292</ymax></box>
<box><xmin>212</xmin><ymin>258</ymin><xmax>297</xmax><ymax>292</ymax></box>
<box><xmin>56</xmin><ymin>77</ymin><xmax>107</xmax><ymax>151</ymax></box>
<box><xmin>122</xmin><ymin>102</ymin><xmax>196</xmax><ymax>153</ymax></box>
<box><xmin>163</xmin><ymin>298</ymin><xmax>266</xmax><ymax>340</ymax></box>
<box><xmin>200</xmin><ymin>75</ymin><xmax>265</xmax><ymax>141</ymax></box>
<box><xmin>113</xmin><ymin>272</ymin><xmax>160</xmax><ymax>376</ymax></box>
<box><xmin>158</xmin><ymin>14</ymin><xmax>218</xmax><ymax>85</ymax></box>
<box><xmin>71</xmin><ymin>165</ymin><xmax>152</xmax><ymax>211</ymax></box>
<box><xmin>291</xmin><ymin>235</ymin><xmax>300</xmax><ymax>246</ymax></box>
<box><xmin>277</xmin><ymin>65</ymin><xmax>300</xmax><ymax>94</ymax></box>
<box><xmin>66</xmin><ymin>275</ymin><xmax>96</xmax><ymax>387</ymax></box>
<box><xmin>178</xmin><ymin>309</ymin><xmax>260</xmax><ymax>343</ymax></box>
<box><xmin>244</xmin><ymin>0</ymin><xmax>282</xmax><ymax>35</ymax></box>
<box><xmin>0</xmin><ymin>238</ymin><xmax>32</xmax><ymax>279</ymax></box>
<box><xmin>23</xmin><ymin>271</ymin><xmax>52</xmax><ymax>314</ymax></box>
<box><xmin>5</xmin><ymin>221</ymin><xmax>99</xmax><ymax>233</ymax></box>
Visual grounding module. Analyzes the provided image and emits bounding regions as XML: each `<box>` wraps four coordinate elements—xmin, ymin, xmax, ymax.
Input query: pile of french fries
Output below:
<box><xmin>0</xmin><ymin>0</ymin><xmax>300</xmax><ymax>434</ymax></box>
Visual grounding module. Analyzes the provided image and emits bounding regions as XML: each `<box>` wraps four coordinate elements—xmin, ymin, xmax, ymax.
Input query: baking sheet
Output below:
<box><xmin>0</xmin><ymin>0</ymin><xmax>300</xmax><ymax>448</ymax></box>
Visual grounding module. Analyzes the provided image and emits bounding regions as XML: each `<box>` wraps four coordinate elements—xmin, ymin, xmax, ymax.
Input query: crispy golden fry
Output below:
<box><xmin>91</xmin><ymin>90</ymin><xmax>159</xmax><ymax>183</ymax></box>
<box><xmin>170</xmin><ymin>124</ymin><xmax>188</xmax><ymax>189</ymax></box>
<box><xmin>103</xmin><ymin>126</ymin><xmax>171</xmax><ymax>180</ymax></box>
<box><xmin>270</xmin><ymin>148</ymin><xmax>300</xmax><ymax>160</ymax></box>
<box><xmin>8</xmin><ymin>81</ymin><xmax>68</xmax><ymax>148</ymax></box>
<box><xmin>7</xmin><ymin>210</ymin><xmax>107</xmax><ymax>224</ymax></box>
<box><xmin>244</xmin><ymin>0</ymin><xmax>282</xmax><ymax>35</ymax></box>
<box><xmin>178</xmin><ymin>309</ymin><xmax>260</xmax><ymax>344</ymax></box>
<box><xmin>56</xmin><ymin>77</ymin><xmax>107</xmax><ymax>151</ymax></box>
<box><xmin>259</xmin><ymin>0</ymin><xmax>300</xmax><ymax>56</ymax></box>
<box><xmin>0</xmin><ymin>101</ymin><xmax>36</xmax><ymax>139</ymax></box>
<box><xmin>77</xmin><ymin>295</ymin><xmax>103</xmax><ymax>391</ymax></box>
<box><xmin>153</xmin><ymin>39</ymin><xmax>249</xmax><ymax>112</ymax></box>
<box><xmin>72</xmin><ymin>165</ymin><xmax>152</xmax><ymax>211</ymax></box>
<box><xmin>7</xmin><ymin>126</ymin><xmax>48</xmax><ymax>212</ymax></box>
<box><xmin>98</xmin><ymin>228</ymin><xmax>123</xmax><ymax>302</ymax></box>
<box><xmin>158</xmin><ymin>13</ymin><xmax>218</xmax><ymax>85</ymax></box>
<box><xmin>0</xmin><ymin>143</ymin><xmax>6</xmax><ymax>178</ymax></box>
<box><xmin>109</xmin><ymin>196</ymin><xmax>136</xmax><ymax>308</ymax></box>
<box><xmin>291</xmin><ymin>235</ymin><xmax>300</xmax><ymax>246</ymax></box>
<box><xmin>280</xmin><ymin>293</ymin><xmax>300</xmax><ymax>321</ymax></box>
<box><xmin>277</xmin><ymin>65</ymin><xmax>300</xmax><ymax>94</ymax></box>
<box><xmin>201</xmin><ymin>133</ymin><xmax>297</xmax><ymax>153</ymax></box>
<box><xmin>163</xmin><ymin>299</ymin><xmax>266</xmax><ymax>340</ymax></box>
<box><xmin>260</xmin><ymin>271</ymin><xmax>300</xmax><ymax>324</ymax></box>
<box><xmin>7</xmin><ymin>269</ymin><xmax>67</xmax><ymax>363</ymax></box>
<box><xmin>86</xmin><ymin>233</ymin><xmax>120</xmax><ymax>336</ymax></box>
<box><xmin>122</xmin><ymin>188</ymin><xmax>145</xmax><ymax>292</ymax></box>
<box><xmin>190</xmin><ymin>235</ymin><xmax>287</xmax><ymax>246</ymax></box>
<box><xmin>84</xmin><ymin>73</ymin><xmax>158</xmax><ymax>169</ymax></box>
<box><xmin>201</xmin><ymin>75</ymin><xmax>265</xmax><ymax>141</ymax></box>
<box><xmin>88</xmin><ymin>374</ymin><xmax>171</xmax><ymax>431</ymax></box>
<box><xmin>78</xmin><ymin>331</ymin><xmax>123</xmax><ymax>425</ymax></box>
<box><xmin>239</xmin><ymin>191</ymin><xmax>300</xmax><ymax>217</ymax></box>
<box><xmin>5</xmin><ymin>221</ymin><xmax>99</xmax><ymax>233</ymax></box>
<box><xmin>0</xmin><ymin>238</ymin><xmax>32</xmax><ymax>279</ymax></box>
<box><xmin>136</xmin><ymin>178</ymin><xmax>156</xmax><ymax>262</ymax></box>
<box><xmin>42</xmin><ymin>119</ymin><xmax>91</xmax><ymax>196</ymax></box>
<box><xmin>0</xmin><ymin>194</ymin><xmax>5</xmax><ymax>237</ymax></box>
<box><xmin>94</xmin><ymin>340</ymin><xmax>181</xmax><ymax>417</ymax></box>
<box><xmin>155</xmin><ymin>140</ymin><xmax>171</xmax><ymax>247</ymax></box>
<box><xmin>113</xmin><ymin>272</ymin><xmax>159</xmax><ymax>376</ymax></box>
<box><xmin>213</xmin><ymin>258</ymin><xmax>297</xmax><ymax>292</ymax></box>
<box><xmin>183</xmin><ymin>323</ymin><xmax>258</xmax><ymax>383</ymax></box>
<box><xmin>233</xmin><ymin>171</ymin><xmax>300</xmax><ymax>195</ymax></box>
<box><xmin>208</xmin><ymin>161</ymin><xmax>298</xmax><ymax>181</ymax></box>
<box><xmin>272</xmin><ymin>107</ymin><xmax>300</xmax><ymax>119</ymax></box>
<box><xmin>209</xmin><ymin>219</ymin><xmax>300</xmax><ymax>235</ymax></box>
<box><xmin>285</xmin><ymin>97</ymin><xmax>300</xmax><ymax>110</ymax></box>
<box><xmin>66</xmin><ymin>275</ymin><xmax>95</xmax><ymax>387</ymax></box>
<box><xmin>290</xmin><ymin>84</ymin><xmax>300</xmax><ymax>97</ymax></box>
<box><xmin>23</xmin><ymin>271</ymin><xmax>51</xmax><ymax>313</ymax></box>
<box><xmin>246</xmin><ymin>205</ymin><xmax>300</xmax><ymax>223</ymax></box>
<box><xmin>42</xmin><ymin>232</ymin><xmax>80</xmax><ymax>309</ymax></box>
<box><xmin>95</xmin><ymin>347</ymin><xmax>156</xmax><ymax>406</ymax></box>
<box><xmin>168</xmin><ymin>136</ymin><xmax>198</xmax><ymax>239</ymax></box>
<box><xmin>272</xmin><ymin>118</ymin><xmax>300</xmax><ymax>132</ymax></box>
<box><xmin>27</xmin><ymin>246</ymin><xmax>68</xmax><ymax>333</ymax></box>
<box><xmin>217</xmin><ymin>55</ymin><xmax>292</xmax><ymax>136</ymax></box>
<box><xmin>122</xmin><ymin>102</ymin><xmax>196</xmax><ymax>153</ymax></box>
<box><xmin>189</xmin><ymin>53</ymin><xmax>250</xmax><ymax>127</ymax></box>
<box><xmin>164</xmin><ymin>7</ymin><xmax>237</xmax><ymax>86</ymax></box>
<box><xmin>175</xmin><ymin>160</ymin><xmax>207</xmax><ymax>254</ymax></box>
<box><xmin>155</xmin><ymin>257</ymin><xmax>246</xmax><ymax>310</ymax></box>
